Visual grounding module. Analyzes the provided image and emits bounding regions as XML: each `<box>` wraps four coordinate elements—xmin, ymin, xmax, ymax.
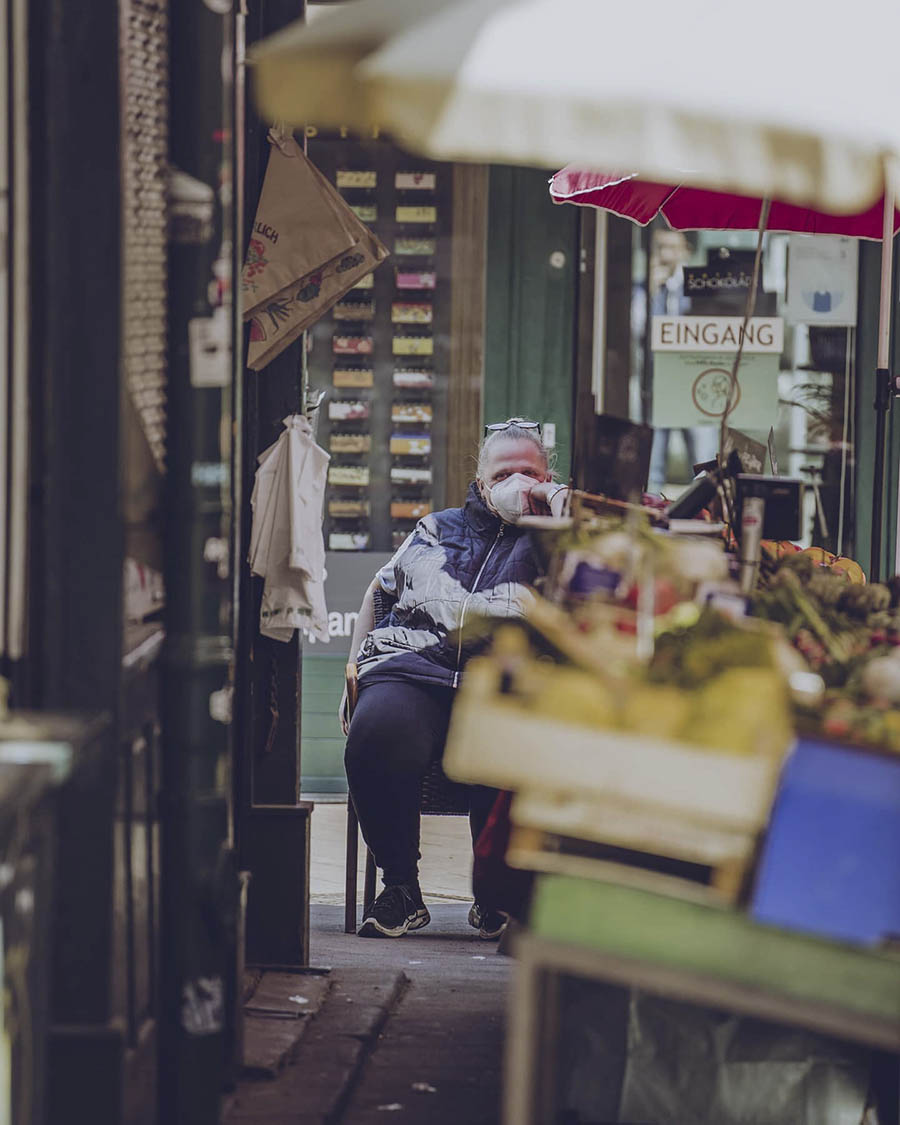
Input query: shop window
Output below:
<box><xmin>627</xmin><ymin>222</ymin><xmax>857</xmax><ymax>554</ymax></box>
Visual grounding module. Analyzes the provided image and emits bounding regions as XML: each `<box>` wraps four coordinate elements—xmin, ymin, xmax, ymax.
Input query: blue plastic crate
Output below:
<box><xmin>751</xmin><ymin>736</ymin><xmax>900</xmax><ymax>945</ymax></box>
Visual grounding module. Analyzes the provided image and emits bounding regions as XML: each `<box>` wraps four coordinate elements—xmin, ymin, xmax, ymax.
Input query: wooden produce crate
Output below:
<box><xmin>444</xmin><ymin>660</ymin><xmax>792</xmax><ymax>902</ymax></box>
<box><xmin>507</xmin><ymin>792</ymin><xmax>756</xmax><ymax>904</ymax></box>
<box><xmin>445</xmin><ymin>670</ymin><xmax>787</xmax><ymax>834</ymax></box>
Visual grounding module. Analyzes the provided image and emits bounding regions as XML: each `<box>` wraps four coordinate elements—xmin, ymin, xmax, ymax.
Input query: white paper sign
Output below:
<box><xmin>653</xmin><ymin>352</ymin><xmax>780</xmax><ymax>430</ymax></box>
<box><xmin>785</xmin><ymin>236</ymin><xmax>858</xmax><ymax>326</ymax></box>
<box><xmin>188</xmin><ymin>309</ymin><xmax>229</xmax><ymax>388</ymax></box>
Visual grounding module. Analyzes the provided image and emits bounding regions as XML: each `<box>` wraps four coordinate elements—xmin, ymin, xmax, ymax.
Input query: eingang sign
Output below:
<box><xmin>651</xmin><ymin>316</ymin><xmax>783</xmax><ymax>354</ymax></box>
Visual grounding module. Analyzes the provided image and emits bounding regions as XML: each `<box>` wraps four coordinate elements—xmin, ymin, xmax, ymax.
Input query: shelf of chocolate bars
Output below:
<box><xmin>304</xmin><ymin>136</ymin><xmax>450</xmax><ymax>554</ymax></box>
<box><xmin>389</xmin><ymin>399</ymin><xmax>434</xmax><ymax>545</ymax></box>
<box><xmin>323</xmin><ymin>161</ymin><xmax>384</xmax><ymax>550</ymax></box>
<box><xmin>388</xmin><ymin>167</ymin><xmax>439</xmax><ymax>548</ymax></box>
<box><xmin>323</xmin><ymin>163</ymin><xmax>374</xmax><ymax>551</ymax></box>
<box><xmin>327</xmin><ymin>278</ymin><xmax>375</xmax><ymax>550</ymax></box>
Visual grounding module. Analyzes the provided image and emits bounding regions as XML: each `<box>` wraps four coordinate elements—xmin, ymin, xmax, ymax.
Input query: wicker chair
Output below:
<box><xmin>344</xmin><ymin>587</ymin><xmax>469</xmax><ymax>933</ymax></box>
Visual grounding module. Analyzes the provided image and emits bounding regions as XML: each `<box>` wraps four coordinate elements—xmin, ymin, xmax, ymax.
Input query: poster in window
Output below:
<box><xmin>785</xmin><ymin>235</ymin><xmax>858</xmax><ymax>326</ymax></box>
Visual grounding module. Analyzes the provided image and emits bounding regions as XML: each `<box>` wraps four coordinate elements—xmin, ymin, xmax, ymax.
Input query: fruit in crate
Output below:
<box><xmin>524</xmin><ymin>664</ymin><xmax>618</xmax><ymax>729</ymax></box>
<box><xmin>648</xmin><ymin>607</ymin><xmax>777</xmax><ymax>690</ymax></box>
<box><xmin>477</xmin><ymin>605</ymin><xmax>792</xmax><ymax>758</ymax></box>
<box><xmin>619</xmin><ymin>684</ymin><xmax>691</xmax><ymax>739</ymax></box>
<box><xmin>690</xmin><ymin>668</ymin><xmax>792</xmax><ymax>757</ymax></box>
<box><xmin>480</xmin><ymin>625</ymin><xmax>620</xmax><ymax>728</ymax></box>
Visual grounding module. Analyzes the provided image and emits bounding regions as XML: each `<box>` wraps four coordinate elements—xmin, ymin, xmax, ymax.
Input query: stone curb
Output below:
<box><xmin>242</xmin><ymin>972</ymin><xmax>334</xmax><ymax>1079</ymax></box>
<box><xmin>226</xmin><ymin>967</ymin><xmax>408</xmax><ymax>1124</ymax></box>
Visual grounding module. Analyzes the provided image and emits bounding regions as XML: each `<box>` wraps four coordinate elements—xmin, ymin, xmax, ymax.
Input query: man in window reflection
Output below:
<box><xmin>639</xmin><ymin>229</ymin><xmax>718</xmax><ymax>491</ymax></box>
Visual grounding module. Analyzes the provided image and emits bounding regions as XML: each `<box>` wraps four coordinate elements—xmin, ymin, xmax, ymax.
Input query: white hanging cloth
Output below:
<box><xmin>249</xmin><ymin>414</ymin><xmax>330</xmax><ymax>642</ymax></box>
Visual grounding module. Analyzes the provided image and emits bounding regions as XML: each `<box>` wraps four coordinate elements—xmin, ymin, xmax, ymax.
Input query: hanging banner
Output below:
<box><xmin>241</xmin><ymin>131</ymin><xmax>389</xmax><ymax>371</ymax></box>
<box><xmin>652</xmin><ymin>315</ymin><xmax>782</xmax><ymax>429</ymax></box>
<box><xmin>785</xmin><ymin>236</ymin><xmax>859</xmax><ymax>326</ymax></box>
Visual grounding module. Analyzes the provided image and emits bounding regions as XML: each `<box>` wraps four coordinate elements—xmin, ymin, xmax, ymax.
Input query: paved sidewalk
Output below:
<box><xmin>313</xmin><ymin>904</ymin><xmax>509</xmax><ymax>1124</ymax></box>
<box><xmin>226</xmin><ymin>806</ymin><xmax>509</xmax><ymax>1124</ymax></box>
<box><xmin>309</xmin><ymin>798</ymin><xmax>476</xmax><ymax>906</ymax></box>
<box><xmin>227</xmin><ymin>905</ymin><xmax>510</xmax><ymax>1125</ymax></box>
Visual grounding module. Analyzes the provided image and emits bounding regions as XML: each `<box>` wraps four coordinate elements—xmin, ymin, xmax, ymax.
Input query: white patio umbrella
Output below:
<box><xmin>250</xmin><ymin>0</ymin><xmax>900</xmax><ymax>573</ymax></box>
<box><xmin>252</xmin><ymin>0</ymin><xmax>900</xmax><ymax>214</ymax></box>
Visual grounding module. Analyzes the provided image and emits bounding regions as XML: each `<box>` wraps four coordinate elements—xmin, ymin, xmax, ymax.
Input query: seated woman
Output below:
<box><xmin>340</xmin><ymin>420</ymin><xmax>569</xmax><ymax>938</ymax></box>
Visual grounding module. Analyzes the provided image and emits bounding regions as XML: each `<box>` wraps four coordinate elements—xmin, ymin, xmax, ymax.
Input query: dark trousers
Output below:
<box><xmin>344</xmin><ymin>679</ymin><xmax>498</xmax><ymax>888</ymax></box>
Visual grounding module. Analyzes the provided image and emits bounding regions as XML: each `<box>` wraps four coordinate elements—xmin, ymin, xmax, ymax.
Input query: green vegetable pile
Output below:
<box><xmin>751</xmin><ymin>555</ymin><xmax>900</xmax><ymax>753</ymax></box>
<box><xmin>649</xmin><ymin>607</ymin><xmax>775</xmax><ymax>689</ymax></box>
<box><xmin>751</xmin><ymin>554</ymin><xmax>895</xmax><ymax>685</ymax></box>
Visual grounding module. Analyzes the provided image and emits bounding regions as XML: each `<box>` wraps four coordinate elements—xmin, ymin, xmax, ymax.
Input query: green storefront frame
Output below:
<box><xmin>855</xmin><ymin>238</ymin><xmax>900</xmax><ymax>578</ymax></box>
<box><xmin>301</xmin><ymin>650</ymin><xmax>350</xmax><ymax>794</ymax></box>
<box><xmin>483</xmin><ymin>166</ymin><xmax>579</xmax><ymax>480</ymax></box>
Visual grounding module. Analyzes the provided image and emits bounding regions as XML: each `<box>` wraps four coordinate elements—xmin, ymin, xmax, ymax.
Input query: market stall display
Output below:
<box><xmin>445</xmin><ymin>511</ymin><xmax>795</xmax><ymax>901</ymax></box>
<box><xmin>440</xmin><ymin>496</ymin><xmax>900</xmax><ymax>1123</ymax></box>
<box><xmin>752</xmin><ymin>551</ymin><xmax>900</xmax><ymax>751</ymax></box>
<box><xmin>506</xmin><ymin>875</ymin><xmax>899</xmax><ymax>1125</ymax></box>
<box><xmin>247</xmin><ymin>9</ymin><xmax>900</xmax><ymax>1122</ymax></box>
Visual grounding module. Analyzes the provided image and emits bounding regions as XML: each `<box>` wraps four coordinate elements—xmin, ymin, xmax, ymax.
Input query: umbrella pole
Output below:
<box><xmin>720</xmin><ymin>198</ymin><xmax>770</xmax><ymax>459</ymax></box>
<box><xmin>870</xmin><ymin>181</ymin><xmax>896</xmax><ymax>581</ymax></box>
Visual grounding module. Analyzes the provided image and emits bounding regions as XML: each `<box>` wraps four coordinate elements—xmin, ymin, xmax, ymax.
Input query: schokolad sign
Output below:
<box><xmin>651</xmin><ymin>316</ymin><xmax>782</xmax><ymax>430</ymax></box>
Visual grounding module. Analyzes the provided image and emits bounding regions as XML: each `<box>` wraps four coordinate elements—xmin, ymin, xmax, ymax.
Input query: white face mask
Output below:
<box><xmin>484</xmin><ymin>473</ymin><xmax>539</xmax><ymax>524</ymax></box>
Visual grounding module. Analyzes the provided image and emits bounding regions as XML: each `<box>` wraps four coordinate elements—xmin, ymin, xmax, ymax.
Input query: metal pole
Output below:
<box><xmin>233</xmin><ymin>0</ymin><xmax>310</xmax><ymax>971</ymax></box>
<box><xmin>160</xmin><ymin>1</ymin><xmax>237</xmax><ymax>1120</ymax></box>
<box><xmin>720</xmin><ymin>198</ymin><xmax>770</xmax><ymax>460</ymax></box>
<box><xmin>870</xmin><ymin>181</ymin><xmax>895</xmax><ymax>582</ymax></box>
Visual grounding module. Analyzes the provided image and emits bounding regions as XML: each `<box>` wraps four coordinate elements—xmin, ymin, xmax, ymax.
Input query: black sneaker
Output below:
<box><xmin>358</xmin><ymin>884</ymin><xmax>431</xmax><ymax>938</ymax></box>
<box><xmin>468</xmin><ymin>903</ymin><xmax>509</xmax><ymax>941</ymax></box>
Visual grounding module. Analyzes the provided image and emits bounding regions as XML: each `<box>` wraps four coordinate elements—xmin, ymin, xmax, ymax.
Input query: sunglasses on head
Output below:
<box><xmin>484</xmin><ymin>418</ymin><xmax>542</xmax><ymax>437</ymax></box>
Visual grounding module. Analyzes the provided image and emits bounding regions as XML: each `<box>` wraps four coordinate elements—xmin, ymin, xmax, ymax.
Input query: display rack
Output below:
<box><xmin>306</xmin><ymin>134</ymin><xmax>453</xmax><ymax>553</ymax></box>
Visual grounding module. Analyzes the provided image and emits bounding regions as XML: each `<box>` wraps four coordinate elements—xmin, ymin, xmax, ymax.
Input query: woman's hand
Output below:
<box><xmin>529</xmin><ymin>481</ymin><xmax>570</xmax><ymax>518</ymax></box>
<box><xmin>338</xmin><ymin>685</ymin><xmax>350</xmax><ymax>735</ymax></box>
